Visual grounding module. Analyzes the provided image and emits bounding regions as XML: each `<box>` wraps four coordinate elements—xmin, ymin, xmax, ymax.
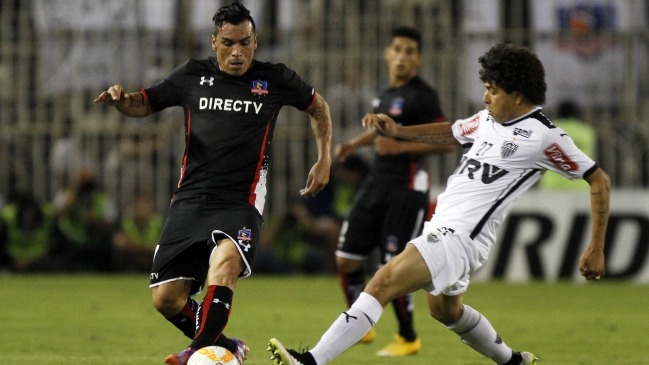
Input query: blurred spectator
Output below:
<box><xmin>50</xmin><ymin>125</ymin><xmax>95</xmax><ymax>192</ymax></box>
<box><xmin>539</xmin><ymin>100</ymin><xmax>596</xmax><ymax>191</ymax></box>
<box><xmin>52</xmin><ymin>170</ymin><xmax>117</xmax><ymax>272</ymax></box>
<box><xmin>112</xmin><ymin>193</ymin><xmax>163</xmax><ymax>272</ymax></box>
<box><xmin>0</xmin><ymin>194</ymin><xmax>72</xmax><ymax>272</ymax></box>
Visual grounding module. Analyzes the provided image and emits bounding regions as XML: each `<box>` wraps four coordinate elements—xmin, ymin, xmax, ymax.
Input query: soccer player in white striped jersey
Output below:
<box><xmin>268</xmin><ymin>43</ymin><xmax>609</xmax><ymax>365</ymax></box>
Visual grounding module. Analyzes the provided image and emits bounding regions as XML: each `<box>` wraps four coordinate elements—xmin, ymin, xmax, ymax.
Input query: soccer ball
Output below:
<box><xmin>187</xmin><ymin>346</ymin><xmax>240</xmax><ymax>365</ymax></box>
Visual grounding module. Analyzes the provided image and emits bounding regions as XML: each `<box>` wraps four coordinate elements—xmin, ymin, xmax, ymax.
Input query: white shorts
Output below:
<box><xmin>410</xmin><ymin>223</ymin><xmax>489</xmax><ymax>296</ymax></box>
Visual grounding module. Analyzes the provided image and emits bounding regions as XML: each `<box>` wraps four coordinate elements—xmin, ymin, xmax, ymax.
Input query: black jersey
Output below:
<box><xmin>143</xmin><ymin>57</ymin><xmax>316</xmax><ymax>214</ymax></box>
<box><xmin>370</xmin><ymin>76</ymin><xmax>446</xmax><ymax>190</ymax></box>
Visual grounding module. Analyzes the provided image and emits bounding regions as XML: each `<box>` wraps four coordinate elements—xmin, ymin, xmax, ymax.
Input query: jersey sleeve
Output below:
<box><xmin>451</xmin><ymin>110</ymin><xmax>485</xmax><ymax>148</ymax></box>
<box><xmin>142</xmin><ymin>61</ymin><xmax>187</xmax><ymax>113</ymax></box>
<box><xmin>537</xmin><ymin>128</ymin><xmax>597</xmax><ymax>180</ymax></box>
<box><xmin>279</xmin><ymin>65</ymin><xmax>316</xmax><ymax>110</ymax></box>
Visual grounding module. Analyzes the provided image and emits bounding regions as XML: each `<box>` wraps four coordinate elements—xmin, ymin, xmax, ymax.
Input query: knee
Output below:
<box><xmin>336</xmin><ymin>256</ymin><xmax>363</xmax><ymax>273</ymax></box>
<box><xmin>363</xmin><ymin>269</ymin><xmax>397</xmax><ymax>306</ymax></box>
<box><xmin>429</xmin><ymin>301</ymin><xmax>463</xmax><ymax>326</ymax></box>
<box><xmin>152</xmin><ymin>289</ymin><xmax>185</xmax><ymax>317</ymax></box>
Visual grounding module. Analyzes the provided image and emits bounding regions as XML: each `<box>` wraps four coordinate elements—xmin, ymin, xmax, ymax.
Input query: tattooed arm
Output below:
<box><xmin>362</xmin><ymin>113</ymin><xmax>459</xmax><ymax>146</ymax></box>
<box><xmin>580</xmin><ymin>167</ymin><xmax>611</xmax><ymax>281</ymax></box>
<box><xmin>94</xmin><ymin>85</ymin><xmax>152</xmax><ymax>118</ymax></box>
<box><xmin>300</xmin><ymin>93</ymin><xmax>333</xmax><ymax>197</ymax></box>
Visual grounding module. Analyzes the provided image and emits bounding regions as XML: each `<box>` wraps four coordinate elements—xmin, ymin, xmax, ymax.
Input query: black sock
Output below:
<box><xmin>166</xmin><ymin>297</ymin><xmax>200</xmax><ymax>339</ymax></box>
<box><xmin>339</xmin><ymin>269</ymin><xmax>365</xmax><ymax>307</ymax></box>
<box><xmin>214</xmin><ymin>334</ymin><xmax>237</xmax><ymax>354</ymax></box>
<box><xmin>503</xmin><ymin>351</ymin><xmax>523</xmax><ymax>365</ymax></box>
<box><xmin>190</xmin><ymin>285</ymin><xmax>233</xmax><ymax>350</ymax></box>
<box><xmin>391</xmin><ymin>294</ymin><xmax>416</xmax><ymax>342</ymax></box>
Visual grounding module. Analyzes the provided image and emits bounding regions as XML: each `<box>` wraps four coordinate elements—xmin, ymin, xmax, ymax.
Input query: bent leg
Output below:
<box><xmin>191</xmin><ymin>238</ymin><xmax>244</xmax><ymax>351</ymax></box>
<box><xmin>152</xmin><ymin>279</ymin><xmax>198</xmax><ymax>340</ymax></box>
<box><xmin>152</xmin><ymin>279</ymin><xmax>194</xmax><ymax>316</ymax></box>
<box><xmin>428</xmin><ymin>293</ymin><xmax>519</xmax><ymax>365</ymax></box>
<box><xmin>364</xmin><ymin>244</ymin><xmax>432</xmax><ymax>306</ymax></box>
<box><xmin>309</xmin><ymin>244</ymin><xmax>431</xmax><ymax>365</ymax></box>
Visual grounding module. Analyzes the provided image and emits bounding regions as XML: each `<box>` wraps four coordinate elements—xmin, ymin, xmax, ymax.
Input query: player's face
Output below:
<box><xmin>384</xmin><ymin>36</ymin><xmax>421</xmax><ymax>81</ymax></box>
<box><xmin>482</xmin><ymin>82</ymin><xmax>520</xmax><ymax>124</ymax></box>
<box><xmin>212</xmin><ymin>21</ymin><xmax>257</xmax><ymax>76</ymax></box>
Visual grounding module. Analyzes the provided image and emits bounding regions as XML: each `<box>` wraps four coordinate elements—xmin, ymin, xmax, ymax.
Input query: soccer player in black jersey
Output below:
<box><xmin>333</xmin><ymin>26</ymin><xmax>454</xmax><ymax>356</ymax></box>
<box><xmin>95</xmin><ymin>3</ymin><xmax>332</xmax><ymax>365</ymax></box>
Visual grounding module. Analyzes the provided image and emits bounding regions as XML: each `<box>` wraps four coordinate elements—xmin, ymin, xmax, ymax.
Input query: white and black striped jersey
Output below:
<box><xmin>143</xmin><ymin>58</ymin><xmax>316</xmax><ymax>214</ymax></box>
<box><xmin>429</xmin><ymin>108</ymin><xmax>598</xmax><ymax>249</ymax></box>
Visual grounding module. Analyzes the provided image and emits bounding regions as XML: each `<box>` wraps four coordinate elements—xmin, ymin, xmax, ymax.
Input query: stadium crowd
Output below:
<box><xmin>0</xmin><ymin>155</ymin><xmax>369</xmax><ymax>275</ymax></box>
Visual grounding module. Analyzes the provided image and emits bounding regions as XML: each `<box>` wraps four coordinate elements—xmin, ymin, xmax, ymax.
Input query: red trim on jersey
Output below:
<box><xmin>431</xmin><ymin>116</ymin><xmax>448</xmax><ymax>124</ymax></box>
<box><xmin>408</xmin><ymin>155</ymin><xmax>416</xmax><ymax>190</ymax></box>
<box><xmin>248</xmin><ymin>116</ymin><xmax>273</xmax><ymax>206</ymax></box>
<box><xmin>303</xmin><ymin>91</ymin><xmax>317</xmax><ymax>111</ymax></box>
<box><xmin>140</xmin><ymin>89</ymin><xmax>155</xmax><ymax>113</ymax></box>
<box><xmin>172</xmin><ymin>105</ymin><xmax>192</xmax><ymax>202</ymax></box>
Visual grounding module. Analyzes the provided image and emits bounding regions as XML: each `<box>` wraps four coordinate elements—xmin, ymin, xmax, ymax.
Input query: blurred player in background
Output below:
<box><xmin>333</xmin><ymin>26</ymin><xmax>453</xmax><ymax>356</ymax></box>
<box><xmin>95</xmin><ymin>3</ymin><xmax>332</xmax><ymax>365</ymax></box>
<box><xmin>268</xmin><ymin>43</ymin><xmax>609</xmax><ymax>365</ymax></box>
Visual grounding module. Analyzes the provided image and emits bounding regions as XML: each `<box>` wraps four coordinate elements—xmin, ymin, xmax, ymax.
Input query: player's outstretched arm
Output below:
<box><xmin>94</xmin><ymin>84</ymin><xmax>152</xmax><ymax>118</ymax></box>
<box><xmin>335</xmin><ymin>129</ymin><xmax>376</xmax><ymax>162</ymax></box>
<box><xmin>580</xmin><ymin>167</ymin><xmax>610</xmax><ymax>281</ymax></box>
<box><xmin>362</xmin><ymin>113</ymin><xmax>457</xmax><ymax>146</ymax></box>
<box><xmin>301</xmin><ymin>93</ymin><xmax>332</xmax><ymax>197</ymax></box>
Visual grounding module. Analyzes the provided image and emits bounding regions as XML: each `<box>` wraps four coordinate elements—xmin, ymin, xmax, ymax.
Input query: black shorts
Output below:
<box><xmin>336</xmin><ymin>179</ymin><xmax>429</xmax><ymax>265</ymax></box>
<box><xmin>149</xmin><ymin>196</ymin><xmax>262</xmax><ymax>295</ymax></box>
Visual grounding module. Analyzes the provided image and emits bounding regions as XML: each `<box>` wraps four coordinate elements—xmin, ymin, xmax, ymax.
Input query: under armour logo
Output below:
<box><xmin>200</xmin><ymin>76</ymin><xmax>214</xmax><ymax>86</ymax></box>
<box><xmin>343</xmin><ymin>312</ymin><xmax>357</xmax><ymax>323</ymax></box>
<box><xmin>237</xmin><ymin>240</ymin><xmax>251</xmax><ymax>252</ymax></box>
<box><xmin>212</xmin><ymin>298</ymin><xmax>231</xmax><ymax>309</ymax></box>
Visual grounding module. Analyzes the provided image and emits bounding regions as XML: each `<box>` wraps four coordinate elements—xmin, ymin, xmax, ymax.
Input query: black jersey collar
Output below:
<box><xmin>501</xmin><ymin>106</ymin><xmax>542</xmax><ymax>126</ymax></box>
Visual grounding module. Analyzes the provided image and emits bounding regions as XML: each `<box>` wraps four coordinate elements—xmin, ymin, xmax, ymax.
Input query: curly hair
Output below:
<box><xmin>212</xmin><ymin>2</ymin><xmax>256</xmax><ymax>35</ymax></box>
<box><xmin>478</xmin><ymin>43</ymin><xmax>547</xmax><ymax>105</ymax></box>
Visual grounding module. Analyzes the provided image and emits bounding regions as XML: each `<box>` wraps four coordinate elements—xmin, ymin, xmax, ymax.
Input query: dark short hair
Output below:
<box><xmin>392</xmin><ymin>26</ymin><xmax>422</xmax><ymax>52</ymax></box>
<box><xmin>212</xmin><ymin>2</ymin><xmax>256</xmax><ymax>35</ymax></box>
<box><xmin>478</xmin><ymin>43</ymin><xmax>547</xmax><ymax>105</ymax></box>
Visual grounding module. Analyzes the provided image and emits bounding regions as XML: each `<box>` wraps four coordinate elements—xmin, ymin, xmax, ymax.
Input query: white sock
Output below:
<box><xmin>446</xmin><ymin>305</ymin><xmax>513</xmax><ymax>365</ymax></box>
<box><xmin>310</xmin><ymin>292</ymin><xmax>383</xmax><ymax>365</ymax></box>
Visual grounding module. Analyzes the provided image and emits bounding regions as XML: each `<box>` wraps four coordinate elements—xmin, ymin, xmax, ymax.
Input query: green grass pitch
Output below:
<box><xmin>0</xmin><ymin>274</ymin><xmax>647</xmax><ymax>365</ymax></box>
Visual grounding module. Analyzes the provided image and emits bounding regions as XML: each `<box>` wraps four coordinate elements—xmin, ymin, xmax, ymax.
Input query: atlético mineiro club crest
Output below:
<box><xmin>388</xmin><ymin>98</ymin><xmax>404</xmax><ymax>116</ymax></box>
<box><xmin>251</xmin><ymin>80</ymin><xmax>269</xmax><ymax>96</ymax></box>
<box><xmin>501</xmin><ymin>141</ymin><xmax>519</xmax><ymax>159</ymax></box>
<box><xmin>237</xmin><ymin>228</ymin><xmax>252</xmax><ymax>241</ymax></box>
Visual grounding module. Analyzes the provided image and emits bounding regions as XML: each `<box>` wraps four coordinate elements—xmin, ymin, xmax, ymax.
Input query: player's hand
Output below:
<box><xmin>335</xmin><ymin>143</ymin><xmax>355</xmax><ymax>162</ymax></box>
<box><xmin>579</xmin><ymin>244</ymin><xmax>605</xmax><ymax>281</ymax></box>
<box><xmin>373</xmin><ymin>136</ymin><xmax>401</xmax><ymax>155</ymax></box>
<box><xmin>300</xmin><ymin>158</ymin><xmax>331</xmax><ymax>197</ymax></box>
<box><xmin>362</xmin><ymin>113</ymin><xmax>398</xmax><ymax>137</ymax></box>
<box><xmin>94</xmin><ymin>84</ymin><xmax>130</xmax><ymax>106</ymax></box>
